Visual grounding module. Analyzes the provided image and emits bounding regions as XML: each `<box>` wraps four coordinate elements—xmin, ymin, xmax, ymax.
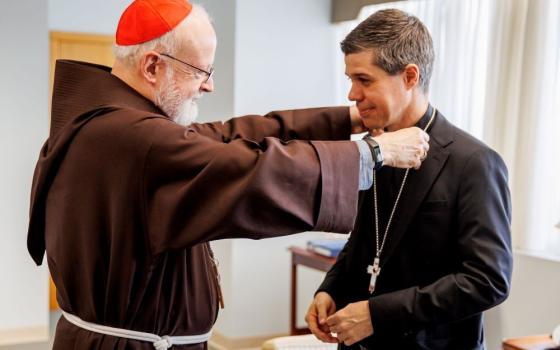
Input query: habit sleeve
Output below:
<box><xmin>189</xmin><ymin>107</ymin><xmax>351</xmax><ymax>142</ymax></box>
<box><xmin>143</xmin><ymin>116</ymin><xmax>359</xmax><ymax>256</ymax></box>
<box><xmin>368</xmin><ymin>148</ymin><xmax>512</xmax><ymax>334</ymax></box>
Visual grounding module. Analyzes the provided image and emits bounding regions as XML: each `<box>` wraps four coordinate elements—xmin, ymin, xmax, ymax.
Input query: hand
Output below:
<box><xmin>326</xmin><ymin>300</ymin><xmax>373</xmax><ymax>346</ymax></box>
<box><xmin>350</xmin><ymin>105</ymin><xmax>367</xmax><ymax>134</ymax></box>
<box><xmin>373</xmin><ymin>127</ymin><xmax>430</xmax><ymax>169</ymax></box>
<box><xmin>305</xmin><ymin>292</ymin><xmax>338</xmax><ymax>343</ymax></box>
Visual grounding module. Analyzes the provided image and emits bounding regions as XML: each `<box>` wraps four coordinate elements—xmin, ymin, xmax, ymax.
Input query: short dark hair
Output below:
<box><xmin>341</xmin><ymin>9</ymin><xmax>435</xmax><ymax>93</ymax></box>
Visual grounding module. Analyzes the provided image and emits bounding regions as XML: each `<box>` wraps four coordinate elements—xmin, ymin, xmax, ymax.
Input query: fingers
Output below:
<box><xmin>412</xmin><ymin>127</ymin><xmax>429</xmax><ymax>144</ymax></box>
<box><xmin>325</xmin><ymin>316</ymin><xmax>353</xmax><ymax>346</ymax></box>
<box><xmin>338</xmin><ymin>332</ymin><xmax>359</xmax><ymax>347</ymax></box>
<box><xmin>317</xmin><ymin>303</ymin><xmax>328</xmax><ymax>325</ymax></box>
<box><xmin>368</xmin><ymin>128</ymin><xmax>384</xmax><ymax>137</ymax></box>
<box><xmin>324</xmin><ymin>301</ymin><xmax>373</xmax><ymax>346</ymax></box>
<box><xmin>372</xmin><ymin>126</ymin><xmax>431</xmax><ymax>169</ymax></box>
<box><xmin>315</xmin><ymin>292</ymin><xmax>336</xmax><ymax>324</ymax></box>
<box><xmin>309</xmin><ymin>319</ymin><xmax>338</xmax><ymax>342</ymax></box>
<box><xmin>419</xmin><ymin>148</ymin><xmax>426</xmax><ymax>161</ymax></box>
<box><xmin>306</xmin><ymin>298</ymin><xmax>339</xmax><ymax>343</ymax></box>
<box><xmin>325</xmin><ymin>313</ymin><xmax>340</xmax><ymax>329</ymax></box>
<box><xmin>416</xmin><ymin>129</ymin><xmax>430</xmax><ymax>154</ymax></box>
<box><xmin>335</xmin><ymin>331</ymin><xmax>350</xmax><ymax>346</ymax></box>
<box><xmin>413</xmin><ymin>130</ymin><xmax>429</xmax><ymax>169</ymax></box>
<box><xmin>306</xmin><ymin>310</ymin><xmax>335</xmax><ymax>342</ymax></box>
<box><xmin>421</xmin><ymin>129</ymin><xmax>430</xmax><ymax>142</ymax></box>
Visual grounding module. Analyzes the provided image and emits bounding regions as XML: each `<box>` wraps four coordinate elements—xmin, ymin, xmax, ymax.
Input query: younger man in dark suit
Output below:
<box><xmin>305</xmin><ymin>9</ymin><xmax>512</xmax><ymax>350</ymax></box>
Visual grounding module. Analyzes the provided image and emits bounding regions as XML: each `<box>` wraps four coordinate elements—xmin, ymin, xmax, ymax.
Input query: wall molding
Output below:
<box><xmin>0</xmin><ymin>326</ymin><xmax>49</xmax><ymax>346</ymax></box>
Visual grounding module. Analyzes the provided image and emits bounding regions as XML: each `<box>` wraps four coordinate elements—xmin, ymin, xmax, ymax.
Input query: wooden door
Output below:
<box><xmin>49</xmin><ymin>31</ymin><xmax>114</xmax><ymax>310</ymax></box>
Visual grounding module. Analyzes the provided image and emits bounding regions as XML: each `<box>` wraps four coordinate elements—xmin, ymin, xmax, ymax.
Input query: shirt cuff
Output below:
<box><xmin>355</xmin><ymin>140</ymin><xmax>374</xmax><ymax>190</ymax></box>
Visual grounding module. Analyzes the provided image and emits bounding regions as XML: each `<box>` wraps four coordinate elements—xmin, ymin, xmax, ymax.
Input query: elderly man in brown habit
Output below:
<box><xmin>27</xmin><ymin>1</ymin><xmax>430</xmax><ymax>349</ymax></box>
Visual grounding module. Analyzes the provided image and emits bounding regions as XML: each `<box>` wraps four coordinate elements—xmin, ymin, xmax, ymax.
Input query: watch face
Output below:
<box><xmin>553</xmin><ymin>324</ymin><xmax>560</xmax><ymax>345</ymax></box>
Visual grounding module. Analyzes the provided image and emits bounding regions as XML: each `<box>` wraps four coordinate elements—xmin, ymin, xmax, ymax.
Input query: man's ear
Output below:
<box><xmin>139</xmin><ymin>51</ymin><xmax>161</xmax><ymax>85</ymax></box>
<box><xmin>403</xmin><ymin>64</ymin><xmax>420</xmax><ymax>90</ymax></box>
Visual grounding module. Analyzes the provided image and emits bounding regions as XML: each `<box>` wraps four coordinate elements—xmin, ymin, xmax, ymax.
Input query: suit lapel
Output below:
<box><xmin>379</xmin><ymin>113</ymin><xmax>452</xmax><ymax>266</ymax></box>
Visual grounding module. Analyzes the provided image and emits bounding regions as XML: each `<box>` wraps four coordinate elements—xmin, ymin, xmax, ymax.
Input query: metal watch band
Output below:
<box><xmin>363</xmin><ymin>135</ymin><xmax>384</xmax><ymax>170</ymax></box>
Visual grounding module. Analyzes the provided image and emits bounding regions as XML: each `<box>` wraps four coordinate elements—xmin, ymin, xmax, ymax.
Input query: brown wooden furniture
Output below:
<box><xmin>502</xmin><ymin>334</ymin><xmax>558</xmax><ymax>350</ymax></box>
<box><xmin>288</xmin><ymin>246</ymin><xmax>336</xmax><ymax>335</ymax></box>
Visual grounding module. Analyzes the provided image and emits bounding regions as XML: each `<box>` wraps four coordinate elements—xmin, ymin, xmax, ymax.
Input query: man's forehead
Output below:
<box><xmin>176</xmin><ymin>21</ymin><xmax>216</xmax><ymax>64</ymax></box>
<box><xmin>344</xmin><ymin>50</ymin><xmax>378</xmax><ymax>75</ymax></box>
<box><xmin>345</xmin><ymin>49</ymin><xmax>375</xmax><ymax>63</ymax></box>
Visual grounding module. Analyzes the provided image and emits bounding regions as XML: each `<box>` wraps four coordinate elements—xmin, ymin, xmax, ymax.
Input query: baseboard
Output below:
<box><xmin>209</xmin><ymin>330</ymin><xmax>288</xmax><ymax>350</ymax></box>
<box><xmin>0</xmin><ymin>326</ymin><xmax>49</xmax><ymax>346</ymax></box>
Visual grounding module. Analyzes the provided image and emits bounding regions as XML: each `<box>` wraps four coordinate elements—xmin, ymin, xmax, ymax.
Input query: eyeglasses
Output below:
<box><xmin>159</xmin><ymin>53</ymin><xmax>214</xmax><ymax>83</ymax></box>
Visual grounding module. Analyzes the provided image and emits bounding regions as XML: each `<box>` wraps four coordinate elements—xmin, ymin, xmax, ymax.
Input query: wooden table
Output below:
<box><xmin>502</xmin><ymin>334</ymin><xmax>558</xmax><ymax>350</ymax></box>
<box><xmin>288</xmin><ymin>246</ymin><xmax>336</xmax><ymax>335</ymax></box>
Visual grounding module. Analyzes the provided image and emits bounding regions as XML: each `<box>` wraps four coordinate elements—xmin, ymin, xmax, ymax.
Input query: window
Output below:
<box><xmin>334</xmin><ymin>0</ymin><xmax>560</xmax><ymax>257</ymax></box>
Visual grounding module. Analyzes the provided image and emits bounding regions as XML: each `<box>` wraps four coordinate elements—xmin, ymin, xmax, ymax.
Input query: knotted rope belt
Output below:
<box><xmin>62</xmin><ymin>310</ymin><xmax>212</xmax><ymax>349</ymax></box>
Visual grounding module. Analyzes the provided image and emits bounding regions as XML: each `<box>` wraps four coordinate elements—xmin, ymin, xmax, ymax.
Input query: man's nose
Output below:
<box><xmin>201</xmin><ymin>77</ymin><xmax>214</xmax><ymax>93</ymax></box>
<box><xmin>348</xmin><ymin>83</ymin><xmax>361</xmax><ymax>101</ymax></box>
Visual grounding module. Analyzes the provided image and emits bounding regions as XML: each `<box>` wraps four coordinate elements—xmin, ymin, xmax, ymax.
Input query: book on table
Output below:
<box><xmin>306</xmin><ymin>239</ymin><xmax>347</xmax><ymax>258</ymax></box>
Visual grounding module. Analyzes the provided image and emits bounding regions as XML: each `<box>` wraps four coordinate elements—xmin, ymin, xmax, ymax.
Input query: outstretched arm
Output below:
<box><xmin>190</xmin><ymin>106</ymin><xmax>354</xmax><ymax>143</ymax></box>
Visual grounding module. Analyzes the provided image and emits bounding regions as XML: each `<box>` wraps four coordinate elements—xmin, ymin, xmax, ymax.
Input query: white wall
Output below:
<box><xmin>485</xmin><ymin>253</ymin><xmax>560</xmax><ymax>349</ymax></box>
<box><xmin>194</xmin><ymin>0</ymin><xmax>237</xmax><ymax>123</ymax></box>
<box><xmin>0</xmin><ymin>0</ymin><xmax>50</xmax><ymax>342</ymax></box>
<box><xmin>48</xmin><ymin>0</ymin><xmax>130</xmax><ymax>34</ymax></box>
<box><xmin>502</xmin><ymin>253</ymin><xmax>560</xmax><ymax>338</ymax></box>
<box><xmin>211</xmin><ymin>0</ymin><xmax>342</xmax><ymax>339</ymax></box>
<box><xmin>233</xmin><ymin>0</ymin><xmax>338</xmax><ymax>114</ymax></box>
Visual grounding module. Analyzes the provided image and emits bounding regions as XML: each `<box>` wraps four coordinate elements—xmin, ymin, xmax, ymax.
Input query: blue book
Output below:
<box><xmin>307</xmin><ymin>239</ymin><xmax>347</xmax><ymax>258</ymax></box>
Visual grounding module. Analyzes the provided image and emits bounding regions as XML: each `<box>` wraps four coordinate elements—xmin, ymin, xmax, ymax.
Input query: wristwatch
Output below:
<box><xmin>363</xmin><ymin>135</ymin><xmax>384</xmax><ymax>170</ymax></box>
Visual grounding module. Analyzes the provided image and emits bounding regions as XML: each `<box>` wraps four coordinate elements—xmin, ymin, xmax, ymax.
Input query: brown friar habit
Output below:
<box><xmin>27</xmin><ymin>60</ymin><xmax>360</xmax><ymax>349</ymax></box>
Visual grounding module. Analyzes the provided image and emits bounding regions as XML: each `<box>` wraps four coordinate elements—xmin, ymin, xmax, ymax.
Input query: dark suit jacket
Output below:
<box><xmin>318</xmin><ymin>107</ymin><xmax>512</xmax><ymax>350</ymax></box>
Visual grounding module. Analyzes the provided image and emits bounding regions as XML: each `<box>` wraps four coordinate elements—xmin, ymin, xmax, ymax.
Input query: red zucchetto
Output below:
<box><xmin>116</xmin><ymin>0</ymin><xmax>193</xmax><ymax>46</ymax></box>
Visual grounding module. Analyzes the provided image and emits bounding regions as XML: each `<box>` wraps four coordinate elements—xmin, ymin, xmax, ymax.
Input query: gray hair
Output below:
<box><xmin>112</xmin><ymin>4</ymin><xmax>209</xmax><ymax>67</ymax></box>
<box><xmin>341</xmin><ymin>9</ymin><xmax>434</xmax><ymax>93</ymax></box>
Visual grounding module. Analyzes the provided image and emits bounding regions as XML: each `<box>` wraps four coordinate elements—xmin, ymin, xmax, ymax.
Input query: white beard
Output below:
<box><xmin>171</xmin><ymin>97</ymin><xmax>199</xmax><ymax>126</ymax></box>
<box><xmin>154</xmin><ymin>71</ymin><xmax>200</xmax><ymax>126</ymax></box>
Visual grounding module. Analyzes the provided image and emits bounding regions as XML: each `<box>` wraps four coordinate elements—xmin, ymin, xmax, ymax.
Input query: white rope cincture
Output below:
<box><xmin>62</xmin><ymin>310</ymin><xmax>212</xmax><ymax>349</ymax></box>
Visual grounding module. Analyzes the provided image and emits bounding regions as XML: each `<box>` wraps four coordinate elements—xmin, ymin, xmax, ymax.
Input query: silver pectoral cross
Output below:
<box><xmin>367</xmin><ymin>257</ymin><xmax>381</xmax><ymax>294</ymax></box>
